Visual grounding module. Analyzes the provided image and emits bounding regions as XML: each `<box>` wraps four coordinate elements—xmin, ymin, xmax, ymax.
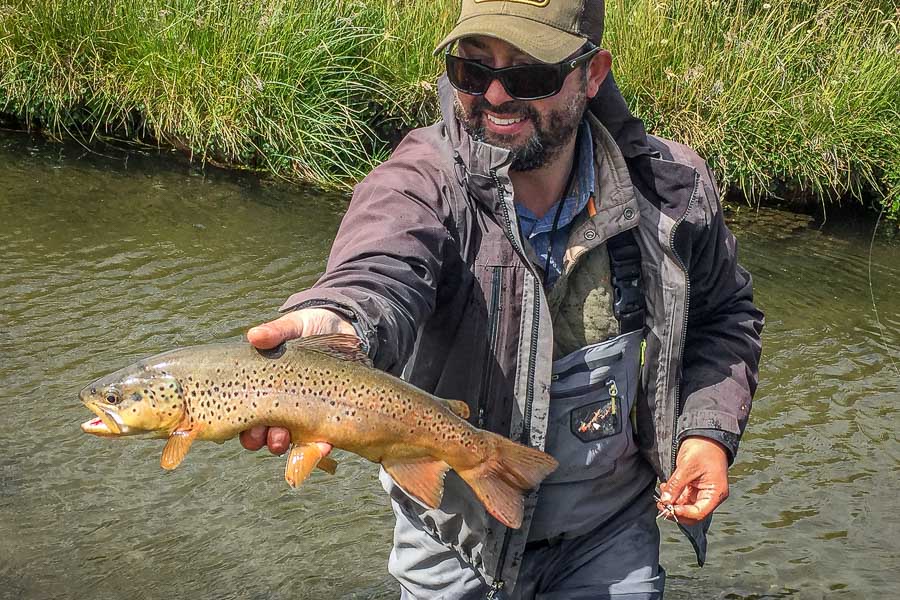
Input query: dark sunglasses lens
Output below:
<box><xmin>446</xmin><ymin>56</ymin><xmax>492</xmax><ymax>94</ymax></box>
<box><xmin>500</xmin><ymin>65</ymin><xmax>563</xmax><ymax>99</ymax></box>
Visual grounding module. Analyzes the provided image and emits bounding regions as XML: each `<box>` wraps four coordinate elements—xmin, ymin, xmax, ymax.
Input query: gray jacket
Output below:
<box><xmin>282</xmin><ymin>74</ymin><xmax>764</xmax><ymax>590</ymax></box>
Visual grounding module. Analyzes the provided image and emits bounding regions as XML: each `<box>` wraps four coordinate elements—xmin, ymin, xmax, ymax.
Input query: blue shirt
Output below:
<box><xmin>515</xmin><ymin>120</ymin><xmax>595</xmax><ymax>288</ymax></box>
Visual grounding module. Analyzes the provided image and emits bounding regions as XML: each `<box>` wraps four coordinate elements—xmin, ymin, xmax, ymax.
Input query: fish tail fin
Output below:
<box><xmin>457</xmin><ymin>433</ymin><xmax>558</xmax><ymax>529</ymax></box>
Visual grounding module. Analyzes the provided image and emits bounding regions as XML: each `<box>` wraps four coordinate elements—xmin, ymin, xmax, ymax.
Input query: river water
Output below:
<box><xmin>0</xmin><ymin>133</ymin><xmax>897</xmax><ymax>599</ymax></box>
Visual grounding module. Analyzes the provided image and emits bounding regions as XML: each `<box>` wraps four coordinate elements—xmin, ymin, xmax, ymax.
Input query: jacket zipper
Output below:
<box><xmin>487</xmin><ymin>167</ymin><xmax>542</xmax><ymax>597</ymax></box>
<box><xmin>552</xmin><ymin>378</ymin><xmax>615</xmax><ymax>400</ymax></box>
<box><xmin>478</xmin><ymin>266</ymin><xmax>503</xmax><ymax>427</ymax></box>
<box><xmin>668</xmin><ymin>172</ymin><xmax>698</xmax><ymax>473</ymax></box>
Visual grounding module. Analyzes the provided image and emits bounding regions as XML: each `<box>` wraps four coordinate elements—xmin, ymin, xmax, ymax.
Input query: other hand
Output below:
<box><xmin>239</xmin><ymin>308</ymin><xmax>355</xmax><ymax>455</ymax></box>
<box><xmin>657</xmin><ymin>436</ymin><xmax>729</xmax><ymax>526</ymax></box>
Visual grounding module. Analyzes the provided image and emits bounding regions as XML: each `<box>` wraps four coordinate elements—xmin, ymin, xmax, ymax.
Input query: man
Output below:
<box><xmin>241</xmin><ymin>0</ymin><xmax>763</xmax><ymax>597</ymax></box>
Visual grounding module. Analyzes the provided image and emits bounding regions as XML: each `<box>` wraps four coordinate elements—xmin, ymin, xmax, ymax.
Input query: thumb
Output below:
<box><xmin>247</xmin><ymin>313</ymin><xmax>305</xmax><ymax>349</ymax></box>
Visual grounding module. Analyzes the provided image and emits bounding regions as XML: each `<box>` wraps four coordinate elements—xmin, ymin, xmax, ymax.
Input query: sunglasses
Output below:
<box><xmin>445</xmin><ymin>45</ymin><xmax>601</xmax><ymax>101</ymax></box>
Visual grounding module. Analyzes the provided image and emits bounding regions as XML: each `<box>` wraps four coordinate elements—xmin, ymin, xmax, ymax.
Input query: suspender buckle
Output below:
<box><xmin>608</xmin><ymin>230</ymin><xmax>646</xmax><ymax>334</ymax></box>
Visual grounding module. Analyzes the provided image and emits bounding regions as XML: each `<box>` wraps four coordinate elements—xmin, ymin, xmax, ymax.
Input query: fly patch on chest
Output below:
<box><xmin>570</xmin><ymin>396</ymin><xmax>622</xmax><ymax>442</ymax></box>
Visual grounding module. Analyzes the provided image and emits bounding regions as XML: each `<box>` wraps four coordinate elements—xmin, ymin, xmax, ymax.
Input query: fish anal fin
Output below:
<box><xmin>285</xmin><ymin>443</ymin><xmax>332</xmax><ymax>487</ymax></box>
<box><xmin>457</xmin><ymin>433</ymin><xmax>558</xmax><ymax>529</ymax></box>
<box><xmin>441</xmin><ymin>400</ymin><xmax>470</xmax><ymax>420</ymax></box>
<box><xmin>288</xmin><ymin>334</ymin><xmax>372</xmax><ymax>367</ymax></box>
<box><xmin>383</xmin><ymin>458</ymin><xmax>450</xmax><ymax>510</ymax></box>
<box><xmin>161</xmin><ymin>425</ymin><xmax>201</xmax><ymax>470</ymax></box>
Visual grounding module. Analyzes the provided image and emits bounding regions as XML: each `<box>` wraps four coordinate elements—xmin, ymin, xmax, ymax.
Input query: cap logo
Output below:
<box><xmin>473</xmin><ymin>0</ymin><xmax>551</xmax><ymax>6</ymax></box>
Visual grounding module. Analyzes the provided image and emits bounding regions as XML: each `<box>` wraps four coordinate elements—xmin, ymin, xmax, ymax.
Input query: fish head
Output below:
<box><xmin>80</xmin><ymin>364</ymin><xmax>185</xmax><ymax>437</ymax></box>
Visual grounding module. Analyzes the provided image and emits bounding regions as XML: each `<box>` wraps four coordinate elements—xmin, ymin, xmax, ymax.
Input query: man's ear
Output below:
<box><xmin>586</xmin><ymin>50</ymin><xmax>612</xmax><ymax>99</ymax></box>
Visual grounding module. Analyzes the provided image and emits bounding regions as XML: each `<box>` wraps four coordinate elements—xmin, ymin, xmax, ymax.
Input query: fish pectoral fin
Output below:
<box><xmin>383</xmin><ymin>458</ymin><xmax>451</xmax><ymax>510</ymax></box>
<box><xmin>161</xmin><ymin>425</ymin><xmax>201</xmax><ymax>470</ymax></box>
<box><xmin>285</xmin><ymin>443</ymin><xmax>332</xmax><ymax>487</ymax></box>
<box><xmin>441</xmin><ymin>400</ymin><xmax>470</xmax><ymax>420</ymax></box>
<box><xmin>289</xmin><ymin>334</ymin><xmax>373</xmax><ymax>367</ymax></box>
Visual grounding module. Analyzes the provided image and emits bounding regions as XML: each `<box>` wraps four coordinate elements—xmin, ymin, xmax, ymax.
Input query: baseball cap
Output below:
<box><xmin>434</xmin><ymin>0</ymin><xmax>605</xmax><ymax>64</ymax></box>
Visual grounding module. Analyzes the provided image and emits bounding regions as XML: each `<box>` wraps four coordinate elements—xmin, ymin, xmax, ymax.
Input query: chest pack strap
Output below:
<box><xmin>607</xmin><ymin>229</ymin><xmax>646</xmax><ymax>334</ymax></box>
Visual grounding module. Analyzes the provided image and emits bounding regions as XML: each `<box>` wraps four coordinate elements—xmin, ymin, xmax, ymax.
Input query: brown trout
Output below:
<box><xmin>80</xmin><ymin>334</ymin><xmax>557</xmax><ymax>528</ymax></box>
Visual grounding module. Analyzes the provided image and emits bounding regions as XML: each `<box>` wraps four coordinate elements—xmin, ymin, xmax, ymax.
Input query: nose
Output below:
<box><xmin>483</xmin><ymin>78</ymin><xmax>513</xmax><ymax>107</ymax></box>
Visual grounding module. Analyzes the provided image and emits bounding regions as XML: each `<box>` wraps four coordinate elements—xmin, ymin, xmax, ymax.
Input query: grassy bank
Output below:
<box><xmin>0</xmin><ymin>0</ymin><xmax>897</xmax><ymax>217</ymax></box>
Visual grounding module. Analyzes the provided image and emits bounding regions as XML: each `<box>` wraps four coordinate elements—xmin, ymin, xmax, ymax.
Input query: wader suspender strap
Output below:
<box><xmin>608</xmin><ymin>229</ymin><xmax>646</xmax><ymax>334</ymax></box>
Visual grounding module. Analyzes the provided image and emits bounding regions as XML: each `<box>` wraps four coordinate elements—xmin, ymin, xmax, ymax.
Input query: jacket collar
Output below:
<box><xmin>438</xmin><ymin>75</ymin><xmax>512</xmax><ymax>213</ymax></box>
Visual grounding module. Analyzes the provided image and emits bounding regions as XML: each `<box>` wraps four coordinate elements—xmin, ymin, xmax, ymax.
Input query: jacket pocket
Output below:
<box><xmin>477</xmin><ymin>265</ymin><xmax>503</xmax><ymax>428</ymax></box>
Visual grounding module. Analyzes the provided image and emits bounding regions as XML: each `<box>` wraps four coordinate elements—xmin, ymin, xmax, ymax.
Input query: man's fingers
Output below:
<box><xmin>314</xmin><ymin>442</ymin><xmax>334</xmax><ymax>457</ymax></box>
<box><xmin>240</xmin><ymin>426</ymin><xmax>268</xmax><ymax>451</ymax></box>
<box><xmin>659</xmin><ymin>467</ymin><xmax>691</xmax><ymax>504</ymax></box>
<box><xmin>671</xmin><ymin>494</ymin><xmax>721</xmax><ymax>525</ymax></box>
<box><xmin>266</xmin><ymin>427</ymin><xmax>291</xmax><ymax>455</ymax></box>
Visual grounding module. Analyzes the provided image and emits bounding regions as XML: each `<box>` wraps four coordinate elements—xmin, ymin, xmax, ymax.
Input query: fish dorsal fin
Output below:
<box><xmin>383</xmin><ymin>457</ymin><xmax>451</xmax><ymax>510</ymax></box>
<box><xmin>440</xmin><ymin>399</ymin><xmax>470</xmax><ymax>420</ymax></box>
<box><xmin>288</xmin><ymin>334</ymin><xmax>372</xmax><ymax>367</ymax></box>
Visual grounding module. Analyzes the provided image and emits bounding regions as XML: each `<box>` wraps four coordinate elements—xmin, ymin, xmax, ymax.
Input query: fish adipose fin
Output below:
<box><xmin>285</xmin><ymin>443</ymin><xmax>336</xmax><ymax>487</ymax></box>
<box><xmin>457</xmin><ymin>434</ymin><xmax>559</xmax><ymax>529</ymax></box>
<box><xmin>440</xmin><ymin>400</ymin><xmax>470</xmax><ymax>420</ymax></box>
<box><xmin>383</xmin><ymin>457</ymin><xmax>451</xmax><ymax>509</ymax></box>
<box><xmin>289</xmin><ymin>334</ymin><xmax>373</xmax><ymax>367</ymax></box>
<box><xmin>161</xmin><ymin>425</ymin><xmax>202</xmax><ymax>470</ymax></box>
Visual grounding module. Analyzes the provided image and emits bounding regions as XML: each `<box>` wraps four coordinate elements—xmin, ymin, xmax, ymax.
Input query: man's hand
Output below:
<box><xmin>657</xmin><ymin>436</ymin><xmax>729</xmax><ymax>526</ymax></box>
<box><xmin>239</xmin><ymin>308</ymin><xmax>355</xmax><ymax>456</ymax></box>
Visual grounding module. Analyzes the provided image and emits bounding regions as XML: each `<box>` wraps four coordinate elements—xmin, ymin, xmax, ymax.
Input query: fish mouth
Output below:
<box><xmin>81</xmin><ymin>403</ymin><xmax>132</xmax><ymax>437</ymax></box>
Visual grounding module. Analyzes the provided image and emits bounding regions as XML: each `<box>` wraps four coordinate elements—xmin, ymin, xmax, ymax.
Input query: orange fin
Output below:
<box><xmin>457</xmin><ymin>433</ymin><xmax>558</xmax><ymax>529</ymax></box>
<box><xmin>288</xmin><ymin>334</ymin><xmax>372</xmax><ymax>367</ymax></box>
<box><xmin>285</xmin><ymin>443</ymin><xmax>333</xmax><ymax>487</ymax></box>
<box><xmin>161</xmin><ymin>425</ymin><xmax>201</xmax><ymax>470</ymax></box>
<box><xmin>441</xmin><ymin>399</ymin><xmax>470</xmax><ymax>420</ymax></box>
<box><xmin>318</xmin><ymin>455</ymin><xmax>338</xmax><ymax>475</ymax></box>
<box><xmin>383</xmin><ymin>457</ymin><xmax>451</xmax><ymax>509</ymax></box>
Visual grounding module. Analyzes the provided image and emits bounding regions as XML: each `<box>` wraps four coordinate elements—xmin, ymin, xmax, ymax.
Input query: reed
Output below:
<box><xmin>0</xmin><ymin>0</ymin><xmax>896</xmax><ymax>216</ymax></box>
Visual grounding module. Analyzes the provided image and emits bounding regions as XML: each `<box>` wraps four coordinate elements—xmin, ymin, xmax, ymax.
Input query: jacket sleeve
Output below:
<box><xmin>280</xmin><ymin>166</ymin><xmax>457</xmax><ymax>376</ymax></box>
<box><xmin>676</xmin><ymin>163</ymin><xmax>764</xmax><ymax>463</ymax></box>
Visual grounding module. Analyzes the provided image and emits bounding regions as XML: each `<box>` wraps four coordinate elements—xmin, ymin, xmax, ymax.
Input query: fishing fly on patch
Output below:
<box><xmin>569</xmin><ymin>379</ymin><xmax>621</xmax><ymax>442</ymax></box>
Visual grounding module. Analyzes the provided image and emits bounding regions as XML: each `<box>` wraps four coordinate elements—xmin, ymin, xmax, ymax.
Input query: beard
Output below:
<box><xmin>454</xmin><ymin>82</ymin><xmax>588</xmax><ymax>172</ymax></box>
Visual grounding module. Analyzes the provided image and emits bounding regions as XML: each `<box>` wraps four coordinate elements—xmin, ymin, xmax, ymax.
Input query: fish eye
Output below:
<box><xmin>105</xmin><ymin>391</ymin><xmax>122</xmax><ymax>405</ymax></box>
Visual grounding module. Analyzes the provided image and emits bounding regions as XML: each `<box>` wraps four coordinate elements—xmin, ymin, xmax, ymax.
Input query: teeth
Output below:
<box><xmin>487</xmin><ymin>114</ymin><xmax>523</xmax><ymax>126</ymax></box>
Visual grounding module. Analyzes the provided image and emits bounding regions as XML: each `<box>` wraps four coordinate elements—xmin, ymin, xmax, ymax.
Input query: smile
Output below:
<box><xmin>486</xmin><ymin>114</ymin><xmax>524</xmax><ymax>126</ymax></box>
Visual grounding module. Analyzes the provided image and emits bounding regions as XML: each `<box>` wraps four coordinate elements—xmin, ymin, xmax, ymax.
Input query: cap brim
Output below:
<box><xmin>434</xmin><ymin>14</ymin><xmax>586</xmax><ymax>63</ymax></box>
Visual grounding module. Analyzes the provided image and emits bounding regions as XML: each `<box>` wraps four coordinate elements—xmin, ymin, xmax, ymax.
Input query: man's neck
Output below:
<box><xmin>509</xmin><ymin>136</ymin><xmax>579</xmax><ymax>219</ymax></box>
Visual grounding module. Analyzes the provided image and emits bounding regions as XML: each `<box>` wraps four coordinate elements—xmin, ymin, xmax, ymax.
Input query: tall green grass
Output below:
<box><xmin>604</xmin><ymin>0</ymin><xmax>900</xmax><ymax>216</ymax></box>
<box><xmin>0</xmin><ymin>0</ymin><xmax>897</xmax><ymax>217</ymax></box>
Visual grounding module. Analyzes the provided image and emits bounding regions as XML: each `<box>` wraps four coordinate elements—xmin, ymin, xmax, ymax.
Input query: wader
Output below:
<box><xmin>388</xmin><ymin>329</ymin><xmax>663</xmax><ymax>599</ymax></box>
<box><xmin>388</xmin><ymin>231</ymin><xmax>665</xmax><ymax>599</ymax></box>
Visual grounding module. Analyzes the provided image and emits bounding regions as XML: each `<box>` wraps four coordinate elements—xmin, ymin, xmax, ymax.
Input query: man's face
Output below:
<box><xmin>453</xmin><ymin>36</ymin><xmax>591</xmax><ymax>172</ymax></box>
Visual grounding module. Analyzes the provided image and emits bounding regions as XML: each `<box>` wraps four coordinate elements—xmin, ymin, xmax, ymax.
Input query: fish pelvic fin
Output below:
<box><xmin>441</xmin><ymin>400</ymin><xmax>470</xmax><ymax>420</ymax></box>
<box><xmin>161</xmin><ymin>424</ymin><xmax>202</xmax><ymax>470</ymax></box>
<box><xmin>457</xmin><ymin>434</ymin><xmax>558</xmax><ymax>529</ymax></box>
<box><xmin>284</xmin><ymin>443</ymin><xmax>336</xmax><ymax>487</ymax></box>
<box><xmin>383</xmin><ymin>457</ymin><xmax>451</xmax><ymax>510</ymax></box>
